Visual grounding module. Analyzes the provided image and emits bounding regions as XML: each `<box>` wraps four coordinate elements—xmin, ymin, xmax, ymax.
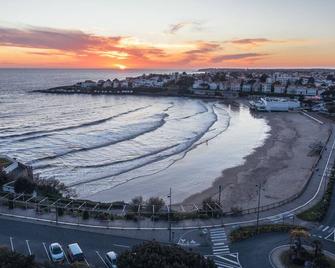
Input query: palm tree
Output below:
<box><xmin>289</xmin><ymin>229</ymin><xmax>310</xmax><ymax>263</ymax></box>
<box><xmin>311</xmin><ymin>239</ymin><xmax>323</xmax><ymax>263</ymax></box>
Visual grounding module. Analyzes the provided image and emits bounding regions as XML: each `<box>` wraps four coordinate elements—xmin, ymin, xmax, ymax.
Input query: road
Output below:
<box><xmin>0</xmin><ymin>217</ymin><xmax>143</xmax><ymax>267</ymax></box>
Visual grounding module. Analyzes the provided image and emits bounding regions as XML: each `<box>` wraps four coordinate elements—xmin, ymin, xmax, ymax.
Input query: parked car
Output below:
<box><xmin>105</xmin><ymin>251</ymin><xmax>117</xmax><ymax>268</ymax></box>
<box><xmin>49</xmin><ymin>242</ymin><xmax>64</xmax><ymax>263</ymax></box>
<box><xmin>67</xmin><ymin>243</ymin><xmax>84</xmax><ymax>263</ymax></box>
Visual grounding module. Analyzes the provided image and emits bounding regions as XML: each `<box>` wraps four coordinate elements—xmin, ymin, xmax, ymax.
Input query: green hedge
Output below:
<box><xmin>229</xmin><ymin>224</ymin><xmax>307</xmax><ymax>242</ymax></box>
<box><xmin>298</xmin><ymin>175</ymin><xmax>335</xmax><ymax>222</ymax></box>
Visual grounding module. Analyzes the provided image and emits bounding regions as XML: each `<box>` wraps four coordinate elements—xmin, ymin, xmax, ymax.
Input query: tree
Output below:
<box><xmin>311</xmin><ymin>239</ymin><xmax>323</xmax><ymax>263</ymax></box>
<box><xmin>0</xmin><ymin>246</ymin><xmax>37</xmax><ymax>268</ymax></box>
<box><xmin>14</xmin><ymin>177</ymin><xmax>36</xmax><ymax>194</ymax></box>
<box><xmin>289</xmin><ymin>229</ymin><xmax>310</xmax><ymax>264</ymax></box>
<box><xmin>117</xmin><ymin>241</ymin><xmax>216</xmax><ymax>268</ymax></box>
<box><xmin>146</xmin><ymin>197</ymin><xmax>165</xmax><ymax>213</ymax></box>
<box><xmin>129</xmin><ymin>196</ymin><xmax>143</xmax><ymax>213</ymax></box>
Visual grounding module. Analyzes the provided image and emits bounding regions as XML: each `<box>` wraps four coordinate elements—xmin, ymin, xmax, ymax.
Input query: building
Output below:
<box><xmin>80</xmin><ymin>80</ymin><xmax>96</xmax><ymax>88</ymax></box>
<box><xmin>102</xmin><ymin>79</ymin><xmax>112</xmax><ymax>88</ymax></box>
<box><xmin>273</xmin><ymin>84</ymin><xmax>286</xmax><ymax>94</ymax></box>
<box><xmin>112</xmin><ymin>79</ymin><xmax>120</xmax><ymax>88</ymax></box>
<box><xmin>0</xmin><ymin>155</ymin><xmax>33</xmax><ymax>181</ymax></box>
<box><xmin>261</xmin><ymin>82</ymin><xmax>272</xmax><ymax>93</ymax></box>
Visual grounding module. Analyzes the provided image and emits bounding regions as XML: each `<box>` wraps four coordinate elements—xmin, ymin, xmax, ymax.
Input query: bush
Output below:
<box><xmin>230</xmin><ymin>206</ymin><xmax>243</xmax><ymax>216</ymax></box>
<box><xmin>0</xmin><ymin>246</ymin><xmax>37</xmax><ymax>268</ymax></box>
<box><xmin>117</xmin><ymin>241</ymin><xmax>216</xmax><ymax>268</ymax></box>
<box><xmin>14</xmin><ymin>177</ymin><xmax>36</xmax><ymax>194</ymax></box>
<box><xmin>57</xmin><ymin>207</ymin><xmax>64</xmax><ymax>217</ymax></box>
<box><xmin>82</xmin><ymin>210</ymin><xmax>90</xmax><ymax>220</ymax></box>
<box><xmin>34</xmin><ymin>177</ymin><xmax>76</xmax><ymax>199</ymax></box>
<box><xmin>230</xmin><ymin>224</ymin><xmax>308</xmax><ymax>242</ymax></box>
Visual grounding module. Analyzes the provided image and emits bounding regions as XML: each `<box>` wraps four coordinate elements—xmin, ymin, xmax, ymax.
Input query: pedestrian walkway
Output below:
<box><xmin>210</xmin><ymin>227</ymin><xmax>230</xmax><ymax>255</ymax></box>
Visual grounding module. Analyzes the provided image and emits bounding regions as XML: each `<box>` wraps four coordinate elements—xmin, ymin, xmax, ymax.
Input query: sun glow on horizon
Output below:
<box><xmin>115</xmin><ymin>64</ymin><xmax>127</xmax><ymax>70</ymax></box>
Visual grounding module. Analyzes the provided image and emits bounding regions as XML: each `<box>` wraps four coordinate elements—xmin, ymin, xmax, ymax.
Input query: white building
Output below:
<box><xmin>242</xmin><ymin>83</ymin><xmax>252</xmax><ymax>92</ymax></box>
<box><xmin>261</xmin><ymin>83</ymin><xmax>272</xmax><ymax>93</ymax></box>
<box><xmin>273</xmin><ymin>84</ymin><xmax>286</xmax><ymax>94</ymax></box>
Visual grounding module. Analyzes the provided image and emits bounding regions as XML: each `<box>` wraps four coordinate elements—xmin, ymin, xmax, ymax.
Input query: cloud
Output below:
<box><xmin>211</xmin><ymin>53</ymin><xmax>268</xmax><ymax>62</ymax></box>
<box><xmin>166</xmin><ymin>21</ymin><xmax>204</xmax><ymax>34</ymax></box>
<box><xmin>0</xmin><ymin>26</ymin><xmax>168</xmax><ymax>62</ymax></box>
<box><xmin>0</xmin><ymin>26</ymin><xmax>122</xmax><ymax>51</ymax></box>
<box><xmin>229</xmin><ymin>38</ymin><xmax>271</xmax><ymax>45</ymax></box>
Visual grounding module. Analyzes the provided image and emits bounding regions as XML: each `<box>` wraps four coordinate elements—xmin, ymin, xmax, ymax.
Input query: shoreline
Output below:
<box><xmin>183</xmin><ymin>111</ymin><xmax>331</xmax><ymax>211</ymax></box>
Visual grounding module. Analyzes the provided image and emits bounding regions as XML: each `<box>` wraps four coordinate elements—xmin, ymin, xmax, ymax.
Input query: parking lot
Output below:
<box><xmin>0</xmin><ymin>217</ymin><xmax>139</xmax><ymax>268</ymax></box>
<box><xmin>0</xmin><ymin>232</ymin><xmax>130</xmax><ymax>267</ymax></box>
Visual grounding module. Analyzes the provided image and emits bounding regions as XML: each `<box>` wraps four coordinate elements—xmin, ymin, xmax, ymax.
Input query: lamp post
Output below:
<box><xmin>218</xmin><ymin>185</ymin><xmax>222</xmax><ymax>206</ymax></box>
<box><xmin>167</xmin><ymin>188</ymin><xmax>172</xmax><ymax>243</ymax></box>
<box><xmin>256</xmin><ymin>183</ymin><xmax>262</xmax><ymax>234</ymax></box>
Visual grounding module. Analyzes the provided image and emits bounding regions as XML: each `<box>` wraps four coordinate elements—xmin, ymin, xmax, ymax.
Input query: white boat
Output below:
<box><xmin>249</xmin><ymin>97</ymin><xmax>300</xmax><ymax>112</ymax></box>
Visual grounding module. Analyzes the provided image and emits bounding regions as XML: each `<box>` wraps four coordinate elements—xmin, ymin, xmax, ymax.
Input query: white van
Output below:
<box><xmin>67</xmin><ymin>243</ymin><xmax>84</xmax><ymax>263</ymax></box>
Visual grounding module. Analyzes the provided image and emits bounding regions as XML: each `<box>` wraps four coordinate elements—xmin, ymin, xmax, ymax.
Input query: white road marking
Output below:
<box><xmin>84</xmin><ymin>257</ymin><xmax>90</xmax><ymax>267</ymax></box>
<box><xmin>112</xmin><ymin>244</ymin><xmax>130</xmax><ymax>248</ymax></box>
<box><xmin>96</xmin><ymin>250</ymin><xmax>109</xmax><ymax>268</ymax></box>
<box><xmin>42</xmin><ymin>242</ymin><xmax>51</xmax><ymax>262</ymax></box>
<box><xmin>217</xmin><ymin>255</ymin><xmax>241</xmax><ymax>265</ymax></box>
<box><xmin>60</xmin><ymin>244</ymin><xmax>69</xmax><ymax>264</ymax></box>
<box><xmin>318</xmin><ymin>225</ymin><xmax>324</xmax><ymax>230</ymax></box>
<box><xmin>26</xmin><ymin>240</ymin><xmax>32</xmax><ymax>255</ymax></box>
<box><xmin>9</xmin><ymin>237</ymin><xmax>14</xmax><ymax>252</ymax></box>
<box><xmin>322</xmin><ymin>226</ymin><xmax>330</xmax><ymax>232</ymax></box>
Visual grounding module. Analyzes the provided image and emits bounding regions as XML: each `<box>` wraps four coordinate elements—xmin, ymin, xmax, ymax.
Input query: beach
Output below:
<box><xmin>183</xmin><ymin>112</ymin><xmax>331</xmax><ymax>211</ymax></box>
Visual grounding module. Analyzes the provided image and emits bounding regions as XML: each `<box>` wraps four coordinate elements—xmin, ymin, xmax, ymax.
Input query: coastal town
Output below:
<box><xmin>40</xmin><ymin>69</ymin><xmax>335</xmax><ymax>113</ymax></box>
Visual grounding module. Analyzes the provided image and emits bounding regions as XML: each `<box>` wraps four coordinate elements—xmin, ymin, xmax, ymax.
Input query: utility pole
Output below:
<box><xmin>167</xmin><ymin>188</ymin><xmax>172</xmax><ymax>243</ymax></box>
<box><xmin>55</xmin><ymin>205</ymin><xmax>58</xmax><ymax>225</ymax></box>
<box><xmin>256</xmin><ymin>183</ymin><xmax>262</xmax><ymax>234</ymax></box>
<box><xmin>219</xmin><ymin>185</ymin><xmax>223</xmax><ymax>226</ymax></box>
<box><xmin>218</xmin><ymin>185</ymin><xmax>222</xmax><ymax>206</ymax></box>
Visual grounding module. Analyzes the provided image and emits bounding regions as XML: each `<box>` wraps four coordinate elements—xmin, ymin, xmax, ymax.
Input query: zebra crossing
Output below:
<box><xmin>212</xmin><ymin>253</ymin><xmax>242</xmax><ymax>268</ymax></box>
<box><xmin>209</xmin><ymin>227</ymin><xmax>242</xmax><ymax>268</ymax></box>
<box><xmin>210</xmin><ymin>227</ymin><xmax>230</xmax><ymax>255</ymax></box>
<box><xmin>312</xmin><ymin>225</ymin><xmax>335</xmax><ymax>241</ymax></box>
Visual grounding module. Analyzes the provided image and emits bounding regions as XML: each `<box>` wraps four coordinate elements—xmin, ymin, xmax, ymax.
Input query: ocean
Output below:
<box><xmin>0</xmin><ymin>69</ymin><xmax>270</xmax><ymax>203</ymax></box>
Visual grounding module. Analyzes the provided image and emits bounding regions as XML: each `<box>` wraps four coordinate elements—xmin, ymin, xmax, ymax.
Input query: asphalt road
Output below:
<box><xmin>0</xmin><ymin>217</ymin><xmax>144</xmax><ymax>267</ymax></box>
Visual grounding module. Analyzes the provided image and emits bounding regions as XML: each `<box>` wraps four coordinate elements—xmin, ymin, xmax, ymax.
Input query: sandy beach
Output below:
<box><xmin>183</xmin><ymin>111</ymin><xmax>331</xmax><ymax>211</ymax></box>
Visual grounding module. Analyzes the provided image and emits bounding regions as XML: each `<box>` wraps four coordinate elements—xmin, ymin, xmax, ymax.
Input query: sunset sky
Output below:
<box><xmin>0</xmin><ymin>0</ymin><xmax>334</xmax><ymax>69</ymax></box>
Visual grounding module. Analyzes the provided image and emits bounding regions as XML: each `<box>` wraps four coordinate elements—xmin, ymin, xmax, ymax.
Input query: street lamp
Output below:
<box><xmin>255</xmin><ymin>183</ymin><xmax>263</xmax><ymax>234</ymax></box>
<box><xmin>167</xmin><ymin>188</ymin><xmax>172</xmax><ymax>243</ymax></box>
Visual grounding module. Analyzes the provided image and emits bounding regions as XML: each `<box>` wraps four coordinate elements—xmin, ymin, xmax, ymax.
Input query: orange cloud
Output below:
<box><xmin>0</xmin><ymin>26</ymin><xmax>333</xmax><ymax>68</ymax></box>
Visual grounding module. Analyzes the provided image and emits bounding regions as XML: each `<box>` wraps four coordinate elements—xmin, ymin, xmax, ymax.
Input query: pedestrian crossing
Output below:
<box><xmin>209</xmin><ymin>227</ymin><xmax>242</xmax><ymax>268</ymax></box>
<box><xmin>212</xmin><ymin>253</ymin><xmax>242</xmax><ymax>268</ymax></box>
<box><xmin>312</xmin><ymin>225</ymin><xmax>335</xmax><ymax>242</ymax></box>
<box><xmin>210</xmin><ymin>227</ymin><xmax>230</xmax><ymax>255</ymax></box>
